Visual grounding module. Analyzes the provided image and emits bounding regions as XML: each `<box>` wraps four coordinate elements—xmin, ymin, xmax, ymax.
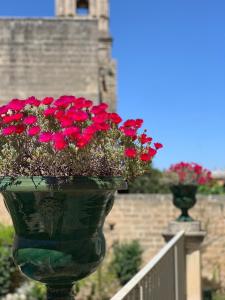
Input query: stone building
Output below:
<box><xmin>0</xmin><ymin>0</ymin><xmax>116</xmax><ymax>110</ymax></box>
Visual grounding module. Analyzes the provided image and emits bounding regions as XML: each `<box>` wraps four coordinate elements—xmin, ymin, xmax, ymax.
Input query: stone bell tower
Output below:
<box><xmin>0</xmin><ymin>0</ymin><xmax>116</xmax><ymax>111</ymax></box>
<box><xmin>55</xmin><ymin>0</ymin><xmax>116</xmax><ymax>109</ymax></box>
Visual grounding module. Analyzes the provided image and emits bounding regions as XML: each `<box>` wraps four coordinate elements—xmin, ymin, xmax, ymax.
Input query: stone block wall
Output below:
<box><xmin>105</xmin><ymin>194</ymin><xmax>225</xmax><ymax>289</ymax></box>
<box><xmin>0</xmin><ymin>18</ymin><xmax>99</xmax><ymax>102</ymax></box>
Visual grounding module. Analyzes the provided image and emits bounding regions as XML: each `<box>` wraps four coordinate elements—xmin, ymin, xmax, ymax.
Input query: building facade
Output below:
<box><xmin>0</xmin><ymin>0</ymin><xmax>116</xmax><ymax>110</ymax></box>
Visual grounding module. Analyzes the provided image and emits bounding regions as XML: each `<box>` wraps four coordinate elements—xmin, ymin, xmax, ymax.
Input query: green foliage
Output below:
<box><xmin>0</xmin><ymin>223</ymin><xmax>14</xmax><ymax>246</ymax></box>
<box><xmin>25</xmin><ymin>282</ymin><xmax>46</xmax><ymax>300</ymax></box>
<box><xmin>128</xmin><ymin>167</ymin><xmax>169</xmax><ymax>194</ymax></box>
<box><xmin>0</xmin><ymin>223</ymin><xmax>23</xmax><ymax>297</ymax></box>
<box><xmin>111</xmin><ymin>240</ymin><xmax>143</xmax><ymax>286</ymax></box>
<box><xmin>198</xmin><ymin>183</ymin><xmax>225</xmax><ymax>195</ymax></box>
<box><xmin>213</xmin><ymin>294</ymin><xmax>225</xmax><ymax>300</ymax></box>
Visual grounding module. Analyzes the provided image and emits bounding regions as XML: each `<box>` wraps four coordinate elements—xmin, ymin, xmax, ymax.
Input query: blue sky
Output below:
<box><xmin>0</xmin><ymin>0</ymin><xmax>225</xmax><ymax>171</ymax></box>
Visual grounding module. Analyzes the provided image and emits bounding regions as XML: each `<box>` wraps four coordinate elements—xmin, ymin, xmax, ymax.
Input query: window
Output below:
<box><xmin>76</xmin><ymin>0</ymin><xmax>89</xmax><ymax>15</ymax></box>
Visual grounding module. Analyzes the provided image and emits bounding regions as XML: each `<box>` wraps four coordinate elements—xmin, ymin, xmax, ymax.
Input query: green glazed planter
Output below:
<box><xmin>0</xmin><ymin>176</ymin><xmax>126</xmax><ymax>300</ymax></box>
<box><xmin>170</xmin><ymin>185</ymin><xmax>198</xmax><ymax>222</ymax></box>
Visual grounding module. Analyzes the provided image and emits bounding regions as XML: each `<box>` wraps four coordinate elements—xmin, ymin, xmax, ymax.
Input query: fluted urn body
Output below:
<box><xmin>0</xmin><ymin>176</ymin><xmax>126</xmax><ymax>299</ymax></box>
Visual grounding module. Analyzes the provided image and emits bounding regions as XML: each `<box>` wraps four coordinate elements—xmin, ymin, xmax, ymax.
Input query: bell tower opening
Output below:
<box><xmin>76</xmin><ymin>0</ymin><xmax>89</xmax><ymax>15</ymax></box>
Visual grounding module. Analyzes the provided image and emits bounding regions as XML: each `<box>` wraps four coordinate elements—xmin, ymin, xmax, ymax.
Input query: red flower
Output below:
<box><xmin>2</xmin><ymin>113</ymin><xmax>23</xmax><ymax>124</ymax></box>
<box><xmin>25</xmin><ymin>97</ymin><xmax>41</xmax><ymax>107</ymax></box>
<box><xmin>135</xmin><ymin>119</ymin><xmax>143</xmax><ymax>128</ymax></box>
<box><xmin>55</xmin><ymin>110</ymin><xmax>65</xmax><ymax>120</ymax></box>
<box><xmin>91</xmin><ymin>103</ymin><xmax>108</xmax><ymax>114</ymax></box>
<box><xmin>0</xmin><ymin>105</ymin><xmax>9</xmax><ymax>115</ymax></box>
<box><xmin>73</xmin><ymin>98</ymin><xmax>93</xmax><ymax>109</ymax></box>
<box><xmin>44</xmin><ymin>108</ymin><xmax>57</xmax><ymax>117</ymax></box>
<box><xmin>140</xmin><ymin>153</ymin><xmax>151</xmax><ymax>162</ymax></box>
<box><xmin>60</xmin><ymin>117</ymin><xmax>73</xmax><ymax>128</ymax></box>
<box><xmin>123</xmin><ymin>119</ymin><xmax>136</xmax><ymax>127</ymax></box>
<box><xmin>124</xmin><ymin>148</ymin><xmax>137</xmax><ymax>158</ymax></box>
<box><xmin>84</xmin><ymin>100</ymin><xmax>93</xmax><ymax>108</ymax></box>
<box><xmin>76</xmin><ymin>134</ymin><xmax>92</xmax><ymax>148</ymax></box>
<box><xmin>109</xmin><ymin>113</ymin><xmax>122</xmax><ymax>124</ymax></box>
<box><xmin>42</xmin><ymin>97</ymin><xmax>54</xmax><ymax>105</ymax></box>
<box><xmin>71</xmin><ymin>111</ymin><xmax>88</xmax><ymax>122</ymax></box>
<box><xmin>23</xmin><ymin>116</ymin><xmax>37</xmax><ymax>125</ymax></box>
<box><xmin>123</xmin><ymin>128</ymin><xmax>137</xmax><ymax>137</ymax></box>
<box><xmin>39</xmin><ymin>132</ymin><xmax>52</xmax><ymax>143</ymax></box>
<box><xmin>83</xmin><ymin>125</ymin><xmax>97</xmax><ymax>136</ymax></box>
<box><xmin>2</xmin><ymin>126</ymin><xmax>16</xmax><ymax>135</ymax></box>
<box><xmin>197</xmin><ymin>177</ymin><xmax>206</xmax><ymax>185</ymax></box>
<box><xmin>8</xmin><ymin>99</ymin><xmax>25</xmax><ymax>111</ymax></box>
<box><xmin>15</xmin><ymin>124</ymin><xmax>26</xmax><ymax>134</ymax></box>
<box><xmin>92</xmin><ymin>112</ymin><xmax>109</xmax><ymax>124</ymax></box>
<box><xmin>154</xmin><ymin>143</ymin><xmax>163</xmax><ymax>150</ymax></box>
<box><xmin>28</xmin><ymin>126</ymin><xmax>41</xmax><ymax>136</ymax></box>
<box><xmin>63</xmin><ymin>127</ymin><xmax>80</xmax><ymax>136</ymax></box>
<box><xmin>54</xmin><ymin>139</ymin><xmax>67</xmax><ymax>150</ymax></box>
<box><xmin>54</xmin><ymin>96</ymin><xmax>74</xmax><ymax>108</ymax></box>
<box><xmin>140</xmin><ymin>134</ymin><xmax>152</xmax><ymax>144</ymax></box>
<box><xmin>148</xmin><ymin>148</ymin><xmax>157</xmax><ymax>158</ymax></box>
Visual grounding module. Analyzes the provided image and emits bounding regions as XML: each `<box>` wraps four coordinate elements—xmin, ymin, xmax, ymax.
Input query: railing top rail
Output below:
<box><xmin>110</xmin><ymin>230</ymin><xmax>185</xmax><ymax>300</ymax></box>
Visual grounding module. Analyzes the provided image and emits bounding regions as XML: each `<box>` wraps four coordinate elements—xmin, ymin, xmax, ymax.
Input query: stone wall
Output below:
<box><xmin>1</xmin><ymin>193</ymin><xmax>225</xmax><ymax>288</ymax></box>
<box><xmin>105</xmin><ymin>194</ymin><xmax>225</xmax><ymax>289</ymax></box>
<box><xmin>0</xmin><ymin>18</ymin><xmax>99</xmax><ymax>102</ymax></box>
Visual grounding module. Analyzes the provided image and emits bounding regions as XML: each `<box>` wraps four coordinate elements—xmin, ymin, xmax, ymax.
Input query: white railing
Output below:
<box><xmin>111</xmin><ymin>231</ymin><xmax>185</xmax><ymax>300</ymax></box>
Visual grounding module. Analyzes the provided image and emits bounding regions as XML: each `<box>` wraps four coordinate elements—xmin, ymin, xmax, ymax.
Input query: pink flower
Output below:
<box><xmin>23</xmin><ymin>116</ymin><xmax>37</xmax><ymax>125</ymax></box>
<box><xmin>2</xmin><ymin>126</ymin><xmax>16</xmax><ymax>135</ymax></box>
<box><xmin>39</xmin><ymin>132</ymin><xmax>52</xmax><ymax>143</ymax></box>
<box><xmin>28</xmin><ymin>126</ymin><xmax>41</xmax><ymax>136</ymax></box>
<box><xmin>124</xmin><ymin>148</ymin><xmax>137</xmax><ymax>158</ymax></box>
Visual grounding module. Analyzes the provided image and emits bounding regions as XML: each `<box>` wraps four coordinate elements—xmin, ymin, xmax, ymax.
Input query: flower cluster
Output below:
<box><xmin>167</xmin><ymin>162</ymin><xmax>212</xmax><ymax>185</ymax></box>
<box><xmin>0</xmin><ymin>96</ymin><xmax>163</xmax><ymax>179</ymax></box>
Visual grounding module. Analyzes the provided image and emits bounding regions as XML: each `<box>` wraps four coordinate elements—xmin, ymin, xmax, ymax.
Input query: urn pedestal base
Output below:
<box><xmin>47</xmin><ymin>285</ymin><xmax>74</xmax><ymax>300</ymax></box>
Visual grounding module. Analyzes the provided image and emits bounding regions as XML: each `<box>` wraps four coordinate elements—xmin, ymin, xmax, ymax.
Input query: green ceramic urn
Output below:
<box><xmin>170</xmin><ymin>185</ymin><xmax>198</xmax><ymax>222</ymax></box>
<box><xmin>0</xmin><ymin>176</ymin><xmax>126</xmax><ymax>300</ymax></box>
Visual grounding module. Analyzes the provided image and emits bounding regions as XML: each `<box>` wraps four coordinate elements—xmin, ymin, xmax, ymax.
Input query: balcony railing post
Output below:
<box><xmin>163</xmin><ymin>221</ymin><xmax>206</xmax><ymax>300</ymax></box>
